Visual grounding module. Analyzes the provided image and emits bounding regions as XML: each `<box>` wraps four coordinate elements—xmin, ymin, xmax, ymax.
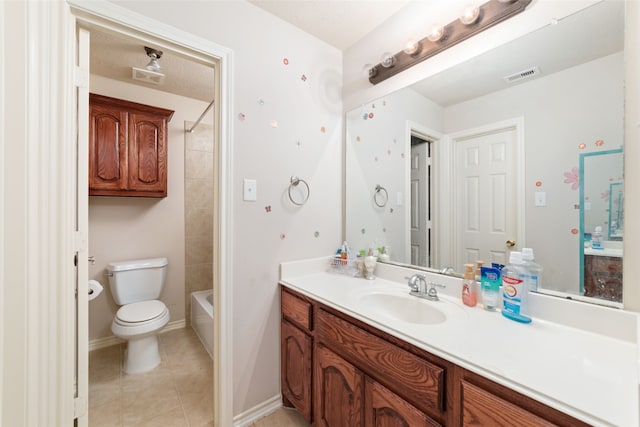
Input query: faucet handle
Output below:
<box><xmin>426</xmin><ymin>282</ymin><xmax>445</xmax><ymax>301</ymax></box>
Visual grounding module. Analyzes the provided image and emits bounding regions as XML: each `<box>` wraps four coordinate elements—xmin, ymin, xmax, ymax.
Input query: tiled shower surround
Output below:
<box><xmin>185</xmin><ymin>122</ymin><xmax>215</xmax><ymax>322</ymax></box>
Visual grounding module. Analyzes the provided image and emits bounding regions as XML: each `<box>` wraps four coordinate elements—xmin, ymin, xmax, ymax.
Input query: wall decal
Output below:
<box><xmin>264</xmin><ymin>205</ymin><xmax>271</xmax><ymax>213</ymax></box>
<box><xmin>362</xmin><ymin>113</ymin><xmax>369</xmax><ymax>120</ymax></box>
<box><xmin>238</xmin><ymin>113</ymin><xmax>246</xmax><ymax>121</ymax></box>
<box><xmin>595</xmin><ymin>139</ymin><xmax>604</xmax><ymax>147</ymax></box>
<box><xmin>257</xmin><ymin>98</ymin><xmax>265</xmax><ymax>106</ymax></box>
<box><xmin>356</xmin><ymin>136</ymin><xmax>361</xmax><ymax>142</ymax></box>
<box><xmin>270</xmin><ymin>120</ymin><xmax>278</xmax><ymax>128</ymax></box>
<box><xmin>361</xmin><ymin>228</ymin><xmax>366</xmax><ymax>234</ymax></box>
<box><xmin>320</xmin><ymin>126</ymin><xmax>326</xmax><ymax>133</ymax></box>
<box><xmin>563</xmin><ymin>166</ymin><xmax>579</xmax><ymax>190</ymax></box>
<box><xmin>387</xmin><ymin>149</ymin><xmax>391</xmax><ymax>155</ymax></box>
<box><xmin>314</xmin><ymin>231</ymin><xmax>320</xmax><ymax>238</ymax></box>
<box><xmin>301</xmin><ymin>74</ymin><xmax>307</xmax><ymax>82</ymax></box>
<box><xmin>571</xmin><ymin>228</ymin><xmax>579</xmax><ymax>235</ymax></box>
<box><xmin>283</xmin><ymin>58</ymin><xmax>289</xmax><ymax>65</ymax></box>
<box><xmin>368</xmin><ymin>112</ymin><xmax>374</xmax><ymax>119</ymax></box>
<box><xmin>389</xmin><ymin>208</ymin><xmax>394</xmax><ymax>213</ymax></box>
<box><xmin>578</xmin><ymin>143</ymin><xmax>586</xmax><ymax>149</ymax></box>
<box><xmin>535</xmin><ymin>181</ymin><xmax>542</xmax><ymax>187</ymax></box>
<box><xmin>280</xmin><ymin>233</ymin><xmax>286</xmax><ymax>240</ymax></box>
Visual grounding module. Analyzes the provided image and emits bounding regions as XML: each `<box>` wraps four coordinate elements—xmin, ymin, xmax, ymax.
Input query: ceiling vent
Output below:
<box><xmin>131</xmin><ymin>67</ymin><xmax>165</xmax><ymax>85</ymax></box>
<box><xmin>503</xmin><ymin>66</ymin><xmax>541</xmax><ymax>84</ymax></box>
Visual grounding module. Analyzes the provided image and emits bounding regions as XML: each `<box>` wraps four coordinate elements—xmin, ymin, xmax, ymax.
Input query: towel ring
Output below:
<box><xmin>288</xmin><ymin>176</ymin><xmax>310</xmax><ymax>206</ymax></box>
<box><xmin>374</xmin><ymin>184</ymin><xmax>388</xmax><ymax>207</ymax></box>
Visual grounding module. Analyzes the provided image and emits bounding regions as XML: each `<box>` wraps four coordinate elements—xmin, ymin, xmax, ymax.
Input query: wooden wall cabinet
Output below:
<box><xmin>281</xmin><ymin>285</ymin><xmax>592</xmax><ymax>427</ymax></box>
<box><xmin>89</xmin><ymin>93</ymin><xmax>174</xmax><ymax>198</ymax></box>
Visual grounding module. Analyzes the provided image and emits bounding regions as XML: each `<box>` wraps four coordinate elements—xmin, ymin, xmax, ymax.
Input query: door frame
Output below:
<box><xmin>66</xmin><ymin>1</ymin><xmax>234</xmax><ymax>426</ymax></box>
<box><xmin>405</xmin><ymin>121</ymin><xmax>442</xmax><ymax>268</ymax></box>
<box><xmin>447</xmin><ymin>117</ymin><xmax>525</xmax><ymax>270</ymax></box>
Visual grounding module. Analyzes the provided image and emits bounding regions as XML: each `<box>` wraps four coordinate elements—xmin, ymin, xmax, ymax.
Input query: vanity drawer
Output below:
<box><xmin>282</xmin><ymin>288</ymin><xmax>313</xmax><ymax>332</ymax></box>
<box><xmin>317</xmin><ymin>308</ymin><xmax>445</xmax><ymax>416</ymax></box>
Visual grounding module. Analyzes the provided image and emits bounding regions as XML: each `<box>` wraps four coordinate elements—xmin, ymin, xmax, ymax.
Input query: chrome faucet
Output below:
<box><xmin>439</xmin><ymin>266</ymin><xmax>454</xmax><ymax>275</ymax></box>
<box><xmin>405</xmin><ymin>274</ymin><xmax>446</xmax><ymax>301</ymax></box>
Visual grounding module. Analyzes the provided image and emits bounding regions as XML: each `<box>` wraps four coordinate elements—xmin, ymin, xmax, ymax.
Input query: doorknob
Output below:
<box><xmin>506</xmin><ymin>240</ymin><xmax>516</xmax><ymax>247</ymax></box>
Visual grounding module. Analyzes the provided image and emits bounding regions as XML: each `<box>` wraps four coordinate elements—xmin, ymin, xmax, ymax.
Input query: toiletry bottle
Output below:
<box><xmin>480</xmin><ymin>266</ymin><xmax>501</xmax><ymax>311</ymax></box>
<box><xmin>474</xmin><ymin>260</ymin><xmax>484</xmax><ymax>282</ymax></box>
<box><xmin>592</xmin><ymin>226</ymin><xmax>603</xmax><ymax>249</ymax></box>
<box><xmin>521</xmin><ymin>248</ymin><xmax>543</xmax><ymax>292</ymax></box>
<box><xmin>462</xmin><ymin>263</ymin><xmax>478</xmax><ymax>307</ymax></box>
<box><xmin>501</xmin><ymin>251</ymin><xmax>531</xmax><ymax>323</ymax></box>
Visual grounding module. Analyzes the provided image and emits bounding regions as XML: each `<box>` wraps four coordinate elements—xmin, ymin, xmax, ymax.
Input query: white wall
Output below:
<box><xmin>112</xmin><ymin>0</ymin><xmax>343</xmax><ymax>415</ymax></box>
<box><xmin>443</xmin><ymin>52</ymin><xmax>623</xmax><ymax>293</ymax></box>
<box><xmin>88</xmin><ymin>74</ymin><xmax>211</xmax><ymax>341</ymax></box>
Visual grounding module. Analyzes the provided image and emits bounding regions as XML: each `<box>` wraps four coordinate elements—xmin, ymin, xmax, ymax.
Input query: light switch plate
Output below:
<box><xmin>243</xmin><ymin>179</ymin><xmax>257</xmax><ymax>201</ymax></box>
<box><xmin>534</xmin><ymin>191</ymin><xmax>546</xmax><ymax>207</ymax></box>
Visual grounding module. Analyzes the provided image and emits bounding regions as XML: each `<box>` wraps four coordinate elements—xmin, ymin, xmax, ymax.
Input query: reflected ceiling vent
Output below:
<box><xmin>131</xmin><ymin>46</ymin><xmax>165</xmax><ymax>85</ymax></box>
<box><xmin>503</xmin><ymin>66</ymin><xmax>541</xmax><ymax>84</ymax></box>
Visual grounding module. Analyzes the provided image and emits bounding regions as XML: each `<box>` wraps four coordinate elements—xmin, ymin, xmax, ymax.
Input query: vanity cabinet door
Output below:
<box><xmin>127</xmin><ymin>111</ymin><xmax>168</xmax><ymax>195</ymax></box>
<box><xmin>89</xmin><ymin>102</ymin><xmax>128</xmax><ymax>192</ymax></box>
<box><xmin>281</xmin><ymin>320</ymin><xmax>313</xmax><ymax>422</ymax></box>
<box><xmin>365</xmin><ymin>378</ymin><xmax>440</xmax><ymax>427</ymax></box>
<box><xmin>314</xmin><ymin>344</ymin><xmax>364</xmax><ymax>427</ymax></box>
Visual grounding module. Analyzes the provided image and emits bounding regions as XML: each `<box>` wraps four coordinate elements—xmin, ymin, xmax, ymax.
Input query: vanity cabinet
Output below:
<box><xmin>583</xmin><ymin>254</ymin><xmax>623</xmax><ymax>302</ymax></box>
<box><xmin>281</xmin><ymin>285</ymin><xmax>592</xmax><ymax>427</ymax></box>
<box><xmin>281</xmin><ymin>289</ymin><xmax>314</xmax><ymax>422</ymax></box>
<box><xmin>89</xmin><ymin>93</ymin><xmax>174</xmax><ymax>198</ymax></box>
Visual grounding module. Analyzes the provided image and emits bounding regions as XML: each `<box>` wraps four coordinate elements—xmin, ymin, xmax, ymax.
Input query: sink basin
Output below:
<box><xmin>358</xmin><ymin>292</ymin><xmax>447</xmax><ymax>325</ymax></box>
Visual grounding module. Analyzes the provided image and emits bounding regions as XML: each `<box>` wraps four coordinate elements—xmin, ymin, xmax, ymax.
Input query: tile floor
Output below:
<box><xmin>89</xmin><ymin>327</ymin><xmax>309</xmax><ymax>427</ymax></box>
<box><xmin>89</xmin><ymin>327</ymin><xmax>213</xmax><ymax>427</ymax></box>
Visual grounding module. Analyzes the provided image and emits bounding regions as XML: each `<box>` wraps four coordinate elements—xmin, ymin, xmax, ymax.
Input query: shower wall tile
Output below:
<box><xmin>185</xmin><ymin>178</ymin><xmax>214</xmax><ymax>209</ymax></box>
<box><xmin>185</xmin><ymin>150</ymin><xmax>214</xmax><ymax>180</ymax></box>
<box><xmin>185</xmin><ymin>207</ymin><xmax>213</xmax><ymax>239</ymax></box>
<box><xmin>186</xmin><ymin>264</ymin><xmax>213</xmax><ymax>293</ymax></box>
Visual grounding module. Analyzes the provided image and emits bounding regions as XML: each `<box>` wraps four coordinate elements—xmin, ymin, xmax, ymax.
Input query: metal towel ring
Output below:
<box><xmin>288</xmin><ymin>176</ymin><xmax>310</xmax><ymax>206</ymax></box>
<box><xmin>374</xmin><ymin>184</ymin><xmax>388</xmax><ymax>207</ymax></box>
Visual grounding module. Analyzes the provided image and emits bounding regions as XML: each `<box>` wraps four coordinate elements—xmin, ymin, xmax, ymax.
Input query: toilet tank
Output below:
<box><xmin>107</xmin><ymin>257</ymin><xmax>168</xmax><ymax>305</ymax></box>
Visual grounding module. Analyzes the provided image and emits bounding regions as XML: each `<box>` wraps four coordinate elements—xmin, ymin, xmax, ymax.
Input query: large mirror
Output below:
<box><xmin>345</xmin><ymin>1</ymin><xmax>624</xmax><ymax>305</ymax></box>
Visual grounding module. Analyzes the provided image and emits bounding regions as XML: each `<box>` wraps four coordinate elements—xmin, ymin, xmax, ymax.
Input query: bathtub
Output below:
<box><xmin>191</xmin><ymin>290</ymin><xmax>213</xmax><ymax>358</ymax></box>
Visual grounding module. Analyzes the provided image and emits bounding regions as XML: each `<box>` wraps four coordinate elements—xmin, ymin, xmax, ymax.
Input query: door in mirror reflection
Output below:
<box><xmin>455</xmin><ymin>127</ymin><xmax>518</xmax><ymax>268</ymax></box>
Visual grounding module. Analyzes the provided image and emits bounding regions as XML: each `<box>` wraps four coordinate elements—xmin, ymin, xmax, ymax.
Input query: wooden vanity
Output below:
<box><xmin>281</xmin><ymin>286</ymin><xmax>590</xmax><ymax>426</ymax></box>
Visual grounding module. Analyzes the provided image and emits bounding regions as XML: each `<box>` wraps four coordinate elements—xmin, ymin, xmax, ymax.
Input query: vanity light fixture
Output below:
<box><xmin>368</xmin><ymin>0</ymin><xmax>532</xmax><ymax>85</ymax></box>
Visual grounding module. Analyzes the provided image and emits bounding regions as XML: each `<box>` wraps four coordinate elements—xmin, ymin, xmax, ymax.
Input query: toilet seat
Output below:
<box><xmin>116</xmin><ymin>300</ymin><xmax>167</xmax><ymax>324</ymax></box>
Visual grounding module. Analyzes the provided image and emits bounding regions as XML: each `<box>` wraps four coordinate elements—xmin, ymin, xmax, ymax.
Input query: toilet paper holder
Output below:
<box><xmin>88</xmin><ymin>279</ymin><xmax>104</xmax><ymax>301</ymax></box>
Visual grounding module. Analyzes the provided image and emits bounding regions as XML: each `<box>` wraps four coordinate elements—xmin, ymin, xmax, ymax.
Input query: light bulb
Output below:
<box><xmin>460</xmin><ymin>4</ymin><xmax>480</xmax><ymax>25</ymax></box>
<box><xmin>402</xmin><ymin>38</ymin><xmax>421</xmax><ymax>55</ymax></box>
<box><xmin>427</xmin><ymin>25</ymin><xmax>444</xmax><ymax>42</ymax></box>
<box><xmin>380</xmin><ymin>52</ymin><xmax>396</xmax><ymax>68</ymax></box>
<box><xmin>362</xmin><ymin>63</ymin><xmax>377</xmax><ymax>78</ymax></box>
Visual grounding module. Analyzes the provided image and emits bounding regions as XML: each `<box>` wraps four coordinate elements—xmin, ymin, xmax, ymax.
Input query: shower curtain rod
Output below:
<box><xmin>187</xmin><ymin>99</ymin><xmax>215</xmax><ymax>133</ymax></box>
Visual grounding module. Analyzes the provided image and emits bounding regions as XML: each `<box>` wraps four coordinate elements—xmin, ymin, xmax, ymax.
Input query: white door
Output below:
<box><xmin>410</xmin><ymin>140</ymin><xmax>431</xmax><ymax>266</ymax></box>
<box><xmin>455</xmin><ymin>128</ymin><xmax>518</xmax><ymax>269</ymax></box>
<box><xmin>74</xmin><ymin>26</ymin><xmax>90</xmax><ymax>427</ymax></box>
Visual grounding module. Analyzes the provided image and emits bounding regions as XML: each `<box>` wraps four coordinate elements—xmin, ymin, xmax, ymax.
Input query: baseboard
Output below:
<box><xmin>88</xmin><ymin>319</ymin><xmax>188</xmax><ymax>352</ymax></box>
<box><xmin>232</xmin><ymin>394</ymin><xmax>282</xmax><ymax>427</ymax></box>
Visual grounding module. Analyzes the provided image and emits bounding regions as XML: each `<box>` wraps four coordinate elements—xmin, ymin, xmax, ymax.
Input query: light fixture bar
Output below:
<box><xmin>368</xmin><ymin>0</ymin><xmax>532</xmax><ymax>85</ymax></box>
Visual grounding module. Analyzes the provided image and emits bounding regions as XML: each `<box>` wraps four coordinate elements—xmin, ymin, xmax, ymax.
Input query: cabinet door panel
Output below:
<box><xmin>315</xmin><ymin>344</ymin><xmax>364</xmax><ymax>427</ymax></box>
<box><xmin>462</xmin><ymin>380</ymin><xmax>554</xmax><ymax>427</ymax></box>
<box><xmin>365</xmin><ymin>379</ymin><xmax>440</xmax><ymax>427</ymax></box>
<box><xmin>128</xmin><ymin>112</ymin><xmax>167</xmax><ymax>195</ymax></box>
<box><xmin>89</xmin><ymin>104</ymin><xmax>127</xmax><ymax>191</ymax></box>
<box><xmin>281</xmin><ymin>320</ymin><xmax>312</xmax><ymax>422</ymax></box>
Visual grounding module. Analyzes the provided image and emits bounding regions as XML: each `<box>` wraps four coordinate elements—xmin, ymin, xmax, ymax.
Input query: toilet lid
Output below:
<box><xmin>117</xmin><ymin>300</ymin><xmax>167</xmax><ymax>323</ymax></box>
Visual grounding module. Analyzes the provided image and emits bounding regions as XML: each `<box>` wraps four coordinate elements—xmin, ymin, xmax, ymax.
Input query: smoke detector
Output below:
<box><xmin>131</xmin><ymin>46</ymin><xmax>165</xmax><ymax>85</ymax></box>
<box><xmin>503</xmin><ymin>66</ymin><xmax>541</xmax><ymax>84</ymax></box>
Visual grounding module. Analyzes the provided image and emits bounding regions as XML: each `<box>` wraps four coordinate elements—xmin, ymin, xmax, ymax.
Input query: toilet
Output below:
<box><xmin>107</xmin><ymin>257</ymin><xmax>170</xmax><ymax>374</ymax></box>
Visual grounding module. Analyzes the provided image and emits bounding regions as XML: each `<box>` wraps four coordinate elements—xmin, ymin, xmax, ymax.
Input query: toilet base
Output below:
<box><xmin>123</xmin><ymin>335</ymin><xmax>161</xmax><ymax>374</ymax></box>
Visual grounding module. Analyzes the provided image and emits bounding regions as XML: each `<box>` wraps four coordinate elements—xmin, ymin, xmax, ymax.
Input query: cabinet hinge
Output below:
<box><xmin>74</xmin><ymin>396</ymin><xmax>87</xmax><ymax>419</ymax></box>
<box><xmin>75</xmin><ymin>65</ymin><xmax>89</xmax><ymax>89</ymax></box>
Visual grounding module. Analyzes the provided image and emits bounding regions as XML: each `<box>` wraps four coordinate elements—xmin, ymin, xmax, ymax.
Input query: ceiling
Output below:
<box><xmin>247</xmin><ymin>0</ymin><xmax>410</xmax><ymax>51</ymax></box>
<box><xmin>89</xmin><ymin>1</ymin><xmax>623</xmax><ymax>108</ymax></box>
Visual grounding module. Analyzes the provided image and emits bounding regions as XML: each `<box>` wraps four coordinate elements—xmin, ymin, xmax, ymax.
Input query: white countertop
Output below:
<box><xmin>280</xmin><ymin>257</ymin><xmax>639</xmax><ymax>427</ymax></box>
